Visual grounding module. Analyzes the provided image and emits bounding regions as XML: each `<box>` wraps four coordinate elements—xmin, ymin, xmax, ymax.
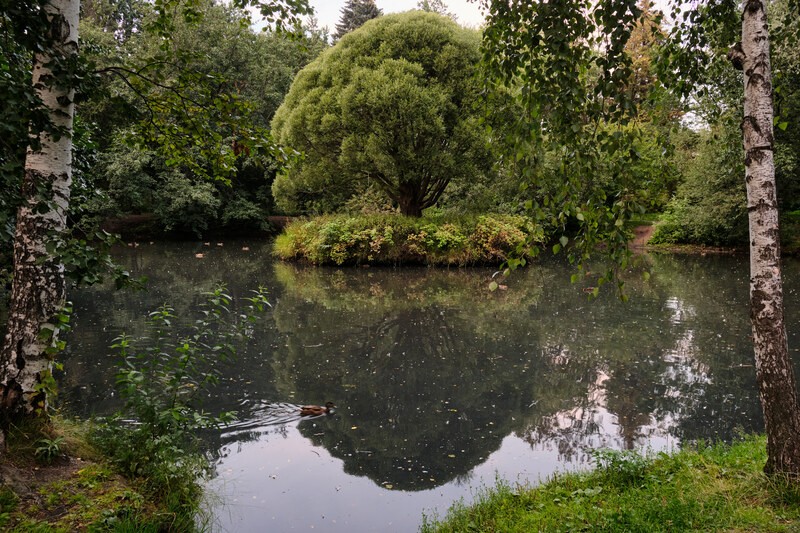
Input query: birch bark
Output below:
<box><xmin>739</xmin><ymin>0</ymin><xmax>800</xmax><ymax>475</ymax></box>
<box><xmin>0</xmin><ymin>0</ymin><xmax>79</xmax><ymax>418</ymax></box>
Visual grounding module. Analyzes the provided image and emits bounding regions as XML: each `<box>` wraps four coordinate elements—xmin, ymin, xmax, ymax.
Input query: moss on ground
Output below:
<box><xmin>0</xmin><ymin>417</ymin><xmax>191</xmax><ymax>532</ymax></box>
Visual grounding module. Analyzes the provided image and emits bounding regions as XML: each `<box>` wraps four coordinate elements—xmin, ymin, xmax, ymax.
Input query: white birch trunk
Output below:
<box><xmin>0</xmin><ymin>0</ymin><xmax>79</xmax><ymax>419</ymax></box>
<box><xmin>738</xmin><ymin>0</ymin><xmax>800</xmax><ymax>475</ymax></box>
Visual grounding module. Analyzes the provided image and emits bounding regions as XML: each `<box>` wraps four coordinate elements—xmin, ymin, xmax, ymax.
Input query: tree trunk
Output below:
<box><xmin>397</xmin><ymin>182</ymin><xmax>423</xmax><ymax>217</ymax></box>
<box><xmin>0</xmin><ymin>0</ymin><xmax>79</xmax><ymax>419</ymax></box>
<box><xmin>738</xmin><ymin>0</ymin><xmax>800</xmax><ymax>475</ymax></box>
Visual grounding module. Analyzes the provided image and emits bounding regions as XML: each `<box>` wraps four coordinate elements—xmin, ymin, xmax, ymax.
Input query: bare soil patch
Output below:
<box><xmin>630</xmin><ymin>225</ymin><xmax>655</xmax><ymax>248</ymax></box>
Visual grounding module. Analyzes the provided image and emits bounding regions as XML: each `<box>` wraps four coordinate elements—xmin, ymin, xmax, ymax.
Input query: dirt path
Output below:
<box><xmin>631</xmin><ymin>225</ymin><xmax>655</xmax><ymax>249</ymax></box>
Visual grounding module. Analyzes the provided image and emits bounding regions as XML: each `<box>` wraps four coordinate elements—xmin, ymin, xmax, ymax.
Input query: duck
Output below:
<box><xmin>300</xmin><ymin>402</ymin><xmax>335</xmax><ymax>416</ymax></box>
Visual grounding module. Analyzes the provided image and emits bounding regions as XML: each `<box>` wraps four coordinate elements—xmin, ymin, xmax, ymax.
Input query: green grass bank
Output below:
<box><xmin>423</xmin><ymin>436</ymin><xmax>800</xmax><ymax>532</ymax></box>
<box><xmin>273</xmin><ymin>213</ymin><xmax>543</xmax><ymax>266</ymax></box>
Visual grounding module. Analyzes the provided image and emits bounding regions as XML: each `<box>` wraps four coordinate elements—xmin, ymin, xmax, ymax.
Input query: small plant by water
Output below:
<box><xmin>90</xmin><ymin>285</ymin><xmax>271</xmax><ymax>525</ymax></box>
<box><xmin>34</xmin><ymin>436</ymin><xmax>65</xmax><ymax>464</ymax></box>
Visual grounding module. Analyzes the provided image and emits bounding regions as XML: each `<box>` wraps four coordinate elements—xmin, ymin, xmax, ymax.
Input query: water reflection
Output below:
<box><xmin>60</xmin><ymin>242</ymin><xmax>800</xmax><ymax>531</ymax></box>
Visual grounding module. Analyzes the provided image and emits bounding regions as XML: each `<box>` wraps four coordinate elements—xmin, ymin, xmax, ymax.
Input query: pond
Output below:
<box><xmin>60</xmin><ymin>241</ymin><xmax>800</xmax><ymax>532</ymax></box>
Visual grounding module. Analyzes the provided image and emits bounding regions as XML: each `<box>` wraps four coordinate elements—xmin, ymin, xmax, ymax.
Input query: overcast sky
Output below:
<box><xmin>307</xmin><ymin>0</ymin><xmax>487</xmax><ymax>31</ymax></box>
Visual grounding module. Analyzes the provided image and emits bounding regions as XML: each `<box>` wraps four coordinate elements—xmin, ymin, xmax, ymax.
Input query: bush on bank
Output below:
<box><xmin>273</xmin><ymin>214</ymin><xmax>542</xmax><ymax>266</ymax></box>
<box><xmin>423</xmin><ymin>436</ymin><xmax>800</xmax><ymax>532</ymax></box>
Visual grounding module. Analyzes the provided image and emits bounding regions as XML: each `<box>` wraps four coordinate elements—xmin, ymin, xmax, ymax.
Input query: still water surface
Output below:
<box><xmin>60</xmin><ymin>241</ymin><xmax>800</xmax><ymax>532</ymax></box>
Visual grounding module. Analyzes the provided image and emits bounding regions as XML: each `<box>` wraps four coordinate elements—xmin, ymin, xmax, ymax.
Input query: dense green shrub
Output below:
<box><xmin>154</xmin><ymin>175</ymin><xmax>222</xmax><ymax>236</ymax></box>
<box><xmin>650</xmin><ymin>1</ymin><xmax>800</xmax><ymax>248</ymax></box>
<box><xmin>273</xmin><ymin>214</ymin><xmax>542</xmax><ymax>266</ymax></box>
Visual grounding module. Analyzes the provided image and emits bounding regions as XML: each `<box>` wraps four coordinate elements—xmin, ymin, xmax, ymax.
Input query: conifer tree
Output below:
<box><xmin>334</xmin><ymin>0</ymin><xmax>382</xmax><ymax>41</ymax></box>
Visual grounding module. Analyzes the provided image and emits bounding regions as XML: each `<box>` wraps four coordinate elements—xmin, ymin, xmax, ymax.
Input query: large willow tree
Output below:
<box><xmin>477</xmin><ymin>0</ymin><xmax>800</xmax><ymax>476</ymax></box>
<box><xmin>271</xmin><ymin>12</ymin><xmax>491</xmax><ymax>217</ymax></box>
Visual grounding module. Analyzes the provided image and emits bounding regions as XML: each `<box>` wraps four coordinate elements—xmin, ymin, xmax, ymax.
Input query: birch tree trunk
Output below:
<box><xmin>736</xmin><ymin>0</ymin><xmax>800</xmax><ymax>475</ymax></box>
<box><xmin>0</xmin><ymin>0</ymin><xmax>79</xmax><ymax>419</ymax></box>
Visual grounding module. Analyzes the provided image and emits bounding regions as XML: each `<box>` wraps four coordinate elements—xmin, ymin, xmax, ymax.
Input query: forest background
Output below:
<box><xmin>2</xmin><ymin>0</ymin><xmax>798</xmax><ymax>289</ymax></box>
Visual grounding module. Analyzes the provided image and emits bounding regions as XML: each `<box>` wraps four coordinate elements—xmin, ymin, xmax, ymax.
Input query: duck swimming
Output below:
<box><xmin>300</xmin><ymin>402</ymin><xmax>335</xmax><ymax>416</ymax></box>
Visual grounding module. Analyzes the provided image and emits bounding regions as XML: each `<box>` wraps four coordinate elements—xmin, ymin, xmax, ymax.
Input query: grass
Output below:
<box><xmin>422</xmin><ymin>436</ymin><xmax>800</xmax><ymax>532</ymax></box>
<box><xmin>0</xmin><ymin>416</ymin><xmax>201</xmax><ymax>532</ymax></box>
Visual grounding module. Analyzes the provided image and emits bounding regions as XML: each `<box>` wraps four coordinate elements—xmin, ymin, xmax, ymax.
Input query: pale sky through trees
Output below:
<box><xmin>308</xmin><ymin>0</ymin><xmax>487</xmax><ymax>30</ymax></box>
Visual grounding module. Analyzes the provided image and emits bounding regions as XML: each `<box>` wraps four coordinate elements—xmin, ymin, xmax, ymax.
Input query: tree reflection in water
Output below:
<box><xmin>60</xmin><ymin>243</ymin><xmax>800</xmax><ymax>495</ymax></box>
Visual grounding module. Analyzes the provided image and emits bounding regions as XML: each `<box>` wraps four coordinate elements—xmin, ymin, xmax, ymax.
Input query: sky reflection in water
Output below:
<box><xmin>60</xmin><ymin>242</ymin><xmax>800</xmax><ymax>532</ymax></box>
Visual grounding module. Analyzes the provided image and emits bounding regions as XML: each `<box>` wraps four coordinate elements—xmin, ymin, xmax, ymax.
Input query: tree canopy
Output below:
<box><xmin>271</xmin><ymin>11</ymin><xmax>492</xmax><ymax>217</ymax></box>
<box><xmin>79</xmin><ymin>1</ymin><xmax>327</xmax><ymax>235</ymax></box>
<box><xmin>417</xmin><ymin>0</ymin><xmax>456</xmax><ymax>21</ymax></box>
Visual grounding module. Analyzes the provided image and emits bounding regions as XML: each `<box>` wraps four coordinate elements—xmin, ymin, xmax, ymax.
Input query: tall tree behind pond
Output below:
<box><xmin>334</xmin><ymin>0</ymin><xmax>382</xmax><ymax>41</ymax></box>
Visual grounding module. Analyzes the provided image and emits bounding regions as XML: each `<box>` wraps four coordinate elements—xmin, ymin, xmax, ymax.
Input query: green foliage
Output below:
<box><xmin>91</xmin><ymin>286</ymin><xmax>271</xmax><ymax>500</ymax></box>
<box><xmin>479</xmin><ymin>0</ymin><xmax>651</xmax><ymax>291</ymax></box>
<box><xmin>153</xmin><ymin>175</ymin><xmax>221</xmax><ymax>237</ymax></box>
<box><xmin>109</xmin><ymin>1</ymin><xmax>320</xmax><ymax>183</ymax></box>
<box><xmin>650</xmin><ymin>0</ymin><xmax>800</xmax><ymax>249</ymax></box>
<box><xmin>591</xmin><ymin>448</ymin><xmax>650</xmax><ymax>487</ymax></box>
<box><xmin>273</xmin><ymin>213</ymin><xmax>541</xmax><ymax>266</ymax></box>
<box><xmin>424</xmin><ymin>436</ymin><xmax>800</xmax><ymax>532</ymax></box>
<box><xmin>78</xmin><ymin>2</ymin><xmax>327</xmax><ymax>237</ymax></box>
<box><xmin>91</xmin><ymin>139</ymin><xmax>228</xmax><ymax>236</ymax></box>
<box><xmin>651</xmin><ymin>117</ymin><xmax>748</xmax><ymax>247</ymax></box>
<box><xmin>417</xmin><ymin>0</ymin><xmax>457</xmax><ymax>21</ymax></box>
<box><xmin>656</xmin><ymin>0</ymin><xmax>740</xmax><ymax>102</ymax></box>
<box><xmin>0</xmin><ymin>486</ymin><xmax>17</xmax><ymax>529</ymax></box>
<box><xmin>1</xmin><ymin>0</ymin><xmax>317</xmax><ymax>312</ymax></box>
<box><xmin>272</xmin><ymin>12</ymin><xmax>492</xmax><ymax>217</ymax></box>
<box><xmin>1</xmin><ymin>416</ymin><xmax>209</xmax><ymax>531</ymax></box>
<box><xmin>341</xmin><ymin>183</ymin><xmax>397</xmax><ymax>215</ymax></box>
<box><xmin>772</xmin><ymin>0</ymin><xmax>800</xmax><ymax>217</ymax></box>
